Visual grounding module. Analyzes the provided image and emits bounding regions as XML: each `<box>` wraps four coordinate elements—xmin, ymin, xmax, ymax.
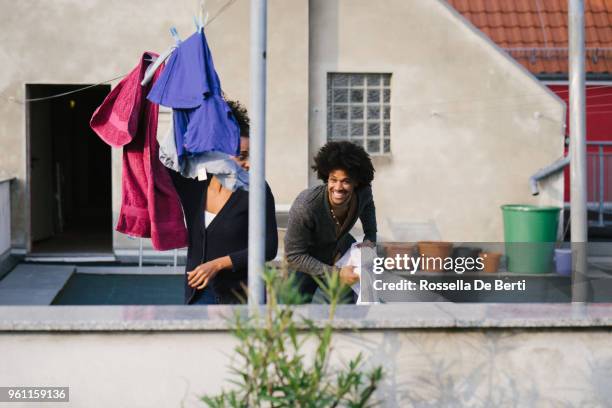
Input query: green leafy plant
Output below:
<box><xmin>202</xmin><ymin>268</ymin><xmax>384</xmax><ymax>407</ymax></box>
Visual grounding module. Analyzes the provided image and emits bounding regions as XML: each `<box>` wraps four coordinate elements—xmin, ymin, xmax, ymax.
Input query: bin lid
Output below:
<box><xmin>501</xmin><ymin>204</ymin><xmax>561</xmax><ymax>212</ymax></box>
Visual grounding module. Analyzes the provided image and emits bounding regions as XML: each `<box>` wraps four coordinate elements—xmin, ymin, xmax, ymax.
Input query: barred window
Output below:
<box><xmin>327</xmin><ymin>73</ymin><xmax>391</xmax><ymax>154</ymax></box>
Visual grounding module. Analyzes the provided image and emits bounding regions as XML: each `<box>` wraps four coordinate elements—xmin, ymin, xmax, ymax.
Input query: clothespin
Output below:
<box><xmin>193</xmin><ymin>16</ymin><xmax>201</xmax><ymax>31</ymax></box>
<box><xmin>195</xmin><ymin>0</ymin><xmax>209</xmax><ymax>31</ymax></box>
<box><xmin>141</xmin><ymin>27</ymin><xmax>181</xmax><ymax>86</ymax></box>
<box><xmin>170</xmin><ymin>27</ymin><xmax>181</xmax><ymax>45</ymax></box>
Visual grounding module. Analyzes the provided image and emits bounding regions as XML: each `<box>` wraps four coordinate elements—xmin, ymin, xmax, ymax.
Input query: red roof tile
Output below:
<box><xmin>471</xmin><ymin>11</ymin><xmax>489</xmax><ymax>27</ymax></box>
<box><xmin>470</xmin><ymin>0</ymin><xmax>486</xmax><ymax>13</ymax></box>
<box><xmin>592</xmin><ymin>0</ymin><xmax>608</xmax><ymax>12</ymax></box>
<box><xmin>547</xmin><ymin>11</ymin><xmax>565</xmax><ymax>27</ymax></box>
<box><xmin>600</xmin><ymin>26</ymin><xmax>612</xmax><ymax>42</ymax></box>
<box><xmin>484</xmin><ymin>0</ymin><xmax>502</xmax><ymax>13</ymax></box>
<box><xmin>501</xmin><ymin>11</ymin><xmax>520</xmax><ymax>27</ymax></box>
<box><xmin>525</xmin><ymin>26</ymin><xmax>541</xmax><ymax>43</ymax></box>
<box><xmin>586</xmin><ymin>26</ymin><xmax>600</xmax><ymax>43</ymax></box>
<box><xmin>489</xmin><ymin>11</ymin><xmax>504</xmax><ymax>27</ymax></box>
<box><xmin>593</xmin><ymin>10</ymin><xmax>609</xmax><ymax>26</ymax></box>
<box><xmin>447</xmin><ymin>0</ymin><xmax>612</xmax><ymax>74</ymax></box>
<box><xmin>550</xmin><ymin>26</ymin><xmax>568</xmax><ymax>43</ymax></box>
<box><xmin>516</xmin><ymin>0</ymin><xmax>534</xmax><ymax>13</ymax></box>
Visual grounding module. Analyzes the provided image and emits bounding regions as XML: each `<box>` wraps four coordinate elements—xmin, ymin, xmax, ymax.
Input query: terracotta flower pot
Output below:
<box><xmin>417</xmin><ymin>241</ymin><xmax>453</xmax><ymax>272</ymax></box>
<box><xmin>479</xmin><ymin>252</ymin><xmax>502</xmax><ymax>273</ymax></box>
<box><xmin>384</xmin><ymin>243</ymin><xmax>416</xmax><ymax>259</ymax></box>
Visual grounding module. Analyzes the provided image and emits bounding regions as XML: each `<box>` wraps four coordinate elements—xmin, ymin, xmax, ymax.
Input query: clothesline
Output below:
<box><xmin>3</xmin><ymin>0</ymin><xmax>239</xmax><ymax>105</ymax></box>
<box><xmin>2</xmin><ymin>0</ymin><xmax>611</xmax><ymax>112</ymax></box>
<box><xmin>5</xmin><ymin>73</ymin><xmax>129</xmax><ymax>104</ymax></box>
<box><xmin>12</xmin><ymin>79</ymin><xmax>612</xmax><ymax>110</ymax></box>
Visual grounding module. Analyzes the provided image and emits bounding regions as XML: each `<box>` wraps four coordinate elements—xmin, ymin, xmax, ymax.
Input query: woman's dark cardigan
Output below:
<box><xmin>168</xmin><ymin>169</ymin><xmax>278</xmax><ymax>304</ymax></box>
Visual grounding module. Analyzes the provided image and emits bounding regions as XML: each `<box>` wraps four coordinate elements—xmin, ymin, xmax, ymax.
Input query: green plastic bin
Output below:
<box><xmin>501</xmin><ymin>204</ymin><xmax>561</xmax><ymax>274</ymax></box>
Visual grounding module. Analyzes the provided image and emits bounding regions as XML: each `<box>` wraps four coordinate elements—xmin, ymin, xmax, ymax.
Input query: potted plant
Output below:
<box><xmin>417</xmin><ymin>241</ymin><xmax>453</xmax><ymax>272</ymax></box>
<box><xmin>479</xmin><ymin>252</ymin><xmax>502</xmax><ymax>273</ymax></box>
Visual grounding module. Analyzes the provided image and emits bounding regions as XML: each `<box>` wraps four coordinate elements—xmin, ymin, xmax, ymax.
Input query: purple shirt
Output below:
<box><xmin>147</xmin><ymin>30</ymin><xmax>239</xmax><ymax>158</ymax></box>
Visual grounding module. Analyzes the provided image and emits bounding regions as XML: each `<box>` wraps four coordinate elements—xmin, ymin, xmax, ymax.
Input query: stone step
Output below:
<box><xmin>0</xmin><ymin>264</ymin><xmax>75</xmax><ymax>305</ymax></box>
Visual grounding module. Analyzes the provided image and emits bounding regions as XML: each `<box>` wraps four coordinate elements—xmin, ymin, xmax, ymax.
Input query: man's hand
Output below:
<box><xmin>339</xmin><ymin>265</ymin><xmax>359</xmax><ymax>286</ymax></box>
<box><xmin>356</xmin><ymin>239</ymin><xmax>375</xmax><ymax>248</ymax></box>
<box><xmin>187</xmin><ymin>256</ymin><xmax>232</xmax><ymax>289</ymax></box>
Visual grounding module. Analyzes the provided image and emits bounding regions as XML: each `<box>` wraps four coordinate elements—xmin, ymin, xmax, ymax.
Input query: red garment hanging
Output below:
<box><xmin>90</xmin><ymin>52</ymin><xmax>188</xmax><ymax>250</ymax></box>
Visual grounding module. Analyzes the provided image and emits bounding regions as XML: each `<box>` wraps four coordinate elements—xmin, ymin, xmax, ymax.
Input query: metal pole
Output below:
<box><xmin>173</xmin><ymin>248</ymin><xmax>178</xmax><ymax>274</ymax></box>
<box><xmin>569</xmin><ymin>0</ymin><xmax>588</xmax><ymax>302</ymax></box>
<box><xmin>138</xmin><ymin>238</ymin><xmax>143</xmax><ymax>273</ymax></box>
<box><xmin>598</xmin><ymin>145</ymin><xmax>604</xmax><ymax>227</ymax></box>
<box><xmin>248</xmin><ymin>0</ymin><xmax>267</xmax><ymax>309</ymax></box>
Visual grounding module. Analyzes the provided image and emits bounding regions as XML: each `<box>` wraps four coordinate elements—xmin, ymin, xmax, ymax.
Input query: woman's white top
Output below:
<box><xmin>204</xmin><ymin>211</ymin><xmax>217</xmax><ymax>228</ymax></box>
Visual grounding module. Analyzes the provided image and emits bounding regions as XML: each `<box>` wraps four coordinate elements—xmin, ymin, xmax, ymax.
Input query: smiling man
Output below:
<box><xmin>284</xmin><ymin>141</ymin><xmax>377</xmax><ymax>303</ymax></box>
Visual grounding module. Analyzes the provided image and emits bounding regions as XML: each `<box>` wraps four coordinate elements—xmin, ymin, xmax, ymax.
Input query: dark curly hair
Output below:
<box><xmin>312</xmin><ymin>141</ymin><xmax>375</xmax><ymax>187</ymax></box>
<box><xmin>226</xmin><ymin>99</ymin><xmax>250</xmax><ymax>137</ymax></box>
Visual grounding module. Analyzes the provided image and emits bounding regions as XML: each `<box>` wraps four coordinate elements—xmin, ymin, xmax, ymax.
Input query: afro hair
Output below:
<box><xmin>312</xmin><ymin>141</ymin><xmax>375</xmax><ymax>187</ymax></box>
<box><xmin>226</xmin><ymin>99</ymin><xmax>250</xmax><ymax>137</ymax></box>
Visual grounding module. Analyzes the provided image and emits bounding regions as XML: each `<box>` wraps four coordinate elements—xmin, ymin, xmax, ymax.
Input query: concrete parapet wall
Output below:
<box><xmin>2</xmin><ymin>328</ymin><xmax>611</xmax><ymax>407</ymax></box>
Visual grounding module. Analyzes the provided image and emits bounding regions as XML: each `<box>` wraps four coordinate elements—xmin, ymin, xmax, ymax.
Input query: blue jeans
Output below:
<box><xmin>191</xmin><ymin>285</ymin><xmax>221</xmax><ymax>305</ymax></box>
<box><xmin>190</xmin><ymin>284</ymin><xmax>243</xmax><ymax>305</ymax></box>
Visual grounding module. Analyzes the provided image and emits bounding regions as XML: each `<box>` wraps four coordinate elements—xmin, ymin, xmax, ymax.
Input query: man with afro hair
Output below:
<box><xmin>284</xmin><ymin>141</ymin><xmax>377</xmax><ymax>303</ymax></box>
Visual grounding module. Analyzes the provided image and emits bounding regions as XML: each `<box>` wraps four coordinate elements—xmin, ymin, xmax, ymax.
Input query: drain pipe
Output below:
<box><xmin>529</xmin><ymin>156</ymin><xmax>570</xmax><ymax>195</ymax></box>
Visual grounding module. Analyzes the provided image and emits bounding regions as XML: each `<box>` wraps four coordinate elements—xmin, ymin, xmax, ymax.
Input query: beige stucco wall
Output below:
<box><xmin>309</xmin><ymin>0</ymin><xmax>565</xmax><ymax>242</ymax></box>
<box><xmin>2</xmin><ymin>329</ymin><xmax>612</xmax><ymax>407</ymax></box>
<box><xmin>0</xmin><ymin>0</ymin><xmax>309</xmax><ymax>252</ymax></box>
<box><xmin>0</xmin><ymin>0</ymin><xmax>565</xmax><ymax>251</ymax></box>
<box><xmin>0</xmin><ymin>181</ymin><xmax>11</xmax><ymax>256</ymax></box>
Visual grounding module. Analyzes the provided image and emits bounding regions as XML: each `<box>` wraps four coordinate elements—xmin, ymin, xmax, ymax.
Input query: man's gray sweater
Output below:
<box><xmin>284</xmin><ymin>184</ymin><xmax>377</xmax><ymax>277</ymax></box>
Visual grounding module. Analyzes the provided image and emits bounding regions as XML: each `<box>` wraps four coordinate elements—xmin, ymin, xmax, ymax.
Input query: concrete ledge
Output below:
<box><xmin>1</xmin><ymin>303</ymin><xmax>612</xmax><ymax>332</ymax></box>
<box><xmin>0</xmin><ymin>250</ymin><xmax>19</xmax><ymax>281</ymax></box>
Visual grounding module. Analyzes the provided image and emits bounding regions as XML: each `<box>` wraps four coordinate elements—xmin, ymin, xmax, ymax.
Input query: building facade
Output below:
<box><xmin>0</xmin><ymin>0</ymin><xmax>564</xmax><ymax>256</ymax></box>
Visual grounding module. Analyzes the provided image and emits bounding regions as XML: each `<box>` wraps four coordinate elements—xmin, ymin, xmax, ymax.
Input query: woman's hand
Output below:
<box><xmin>187</xmin><ymin>256</ymin><xmax>232</xmax><ymax>289</ymax></box>
<box><xmin>339</xmin><ymin>265</ymin><xmax>359</xmax><ymax>286</ymax></box>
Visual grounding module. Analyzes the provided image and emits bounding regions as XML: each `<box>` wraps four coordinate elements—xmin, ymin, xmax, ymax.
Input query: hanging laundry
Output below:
<box><xmin>158</xmin><ymin>113</ymin><xmax>181</xmax><ymax>173</ymax></box>
<box><xmin>147</xmin><ymin>29</ymin><xmax>247</xmax><ymax>191</ymax></box>
<box><xmin>158</xmin><ymin>113</ymin><xmax>249</xmax><ymax>191</ymax></box>
<box><xmin>90</xmin><ymin>52</ymin><xmax>188</xmax><ymax>251</ymax></box>
<box><xmin>147</xmin><ymin>29</ymin><xmax>240</xmax><ymax>156</ymax></box>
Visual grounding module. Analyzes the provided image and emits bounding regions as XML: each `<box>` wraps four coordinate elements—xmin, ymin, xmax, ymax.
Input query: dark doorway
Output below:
<box><xmin>27</xmin><ymin>84</ymin><xmax>112</xmax><ymax>254</ymax></box>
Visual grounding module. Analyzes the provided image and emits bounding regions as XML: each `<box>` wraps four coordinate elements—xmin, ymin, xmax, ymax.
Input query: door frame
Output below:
<box><xmin>24</xmin><ymin>83</ymin><xmax>114</xmax><ymax>256</ymax></box>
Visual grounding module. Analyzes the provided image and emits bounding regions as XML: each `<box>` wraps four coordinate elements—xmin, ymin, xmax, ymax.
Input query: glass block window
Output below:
<box><xmin>327</xmin><ymin>73</ymin><xmax>391</xmax><ymax>154</ymax></box>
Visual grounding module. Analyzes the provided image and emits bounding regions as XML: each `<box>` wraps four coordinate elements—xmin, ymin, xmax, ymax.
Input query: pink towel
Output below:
<box><xmin>90</xmin><ymin>53</ymin><xmax>188</xmax><ymax>250</ymax></box>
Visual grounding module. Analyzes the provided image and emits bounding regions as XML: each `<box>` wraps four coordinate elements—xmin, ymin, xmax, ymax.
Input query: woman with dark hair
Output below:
<box><xmin>168</xmin><ymin>100</ymin><xmax>278</xmax><ymax>304</ymax></box>
<box><xmin>284</xmin><ymin>141</ymin><xmax>377</xmax><ymax>303</ymax></box>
